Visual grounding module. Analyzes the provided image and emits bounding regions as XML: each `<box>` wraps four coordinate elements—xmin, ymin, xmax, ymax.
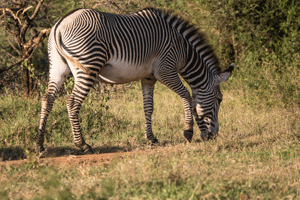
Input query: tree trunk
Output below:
<box><xmin>22</xmin><ymin>59</ymin><xmax>33</xmax><ymax>97</ymax></box>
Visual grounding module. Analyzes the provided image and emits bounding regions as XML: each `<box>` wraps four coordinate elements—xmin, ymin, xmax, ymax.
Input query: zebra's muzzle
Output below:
<box><xmin>200</xmin><ymin>131</ymin><xmax>218</xmax><ymax>140</ymax></box>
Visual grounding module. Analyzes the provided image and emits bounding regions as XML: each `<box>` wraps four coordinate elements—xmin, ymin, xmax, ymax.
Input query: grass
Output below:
<box><xmin>1</xmin><ymin>81</ymin><xmax>300</xmax><ymax>199</ymax></box>
<box><xmin>0</xmin><ymin>82</ymin><xmax>187</xmax><ymax>159</ymax></box>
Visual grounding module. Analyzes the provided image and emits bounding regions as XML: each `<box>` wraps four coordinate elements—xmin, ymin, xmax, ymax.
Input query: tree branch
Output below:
<box><xmin>0</xmin><ymin>47</ymin><xmax>18</xmax><ymax>60</ymax></box>
<box><xmin>2</xmin><ymin>22</ymin><xmax>15</xmax><ymax>36</ymax></box>
<box><xmin>30</xmin><ymin>0</ymin><xmax>44</xmax><ymax>20</ymax></box>
<box><xmin>22</xmin><ymin>6</ymin><xmax>33</xmax><ymax>15</ymax></box>
<box><xmin>5</xmin><ymin>31</ymin><xmax>21</xmax><ymax>55</ymax></box>
<box><xmin>25</xmin><ymin>28</ymin><xmax>51</xmax><ymax>54</ymax></box>
<box><xmin>0</xmin><ymin>58</ymin><xmax>24</xmax><ymax>74</ymax></box>
<box><xmin>1</xmin><ymin>27</ymin><xmax>51</xmax><ymax>75</ymax></box>
<box><xmin>0</xmin><ymin>8</ymin><xmax>22</xmax><ymax>25</ymax></box>
<box><xmin>0</xmin><ymin>42</ymin><xmax>10</xmax><ymax>50</ymax></box>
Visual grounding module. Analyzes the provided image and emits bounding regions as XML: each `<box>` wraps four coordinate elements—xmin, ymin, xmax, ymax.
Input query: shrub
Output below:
<box><xmin>196</xmin><ymin>0</ymin><xmax>300</xmax><ymax>107</ymax></box>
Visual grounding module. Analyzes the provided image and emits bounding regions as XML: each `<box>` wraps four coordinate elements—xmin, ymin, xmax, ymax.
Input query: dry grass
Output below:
<box><xmin>1</xmin><ymin>81</ymin><xmax>300</xmax><ymax>199</ymax></box>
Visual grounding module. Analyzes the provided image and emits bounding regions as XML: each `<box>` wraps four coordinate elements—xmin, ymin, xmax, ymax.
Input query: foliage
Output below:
<box><xmin>195</xmin><ymin>0</ymin><xmax>300</xmax><ymax>107</ymax></box>
<box><xmin>195</xmin><ymin>0</ymin><xmax>300</xmax><ymax>62</ymax></box>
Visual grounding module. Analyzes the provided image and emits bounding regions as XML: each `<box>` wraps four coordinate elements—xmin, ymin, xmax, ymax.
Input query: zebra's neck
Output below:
<box><xmin>179</xmin><ymin>45</ymin><xmax>213</xmax><ymax>89</ymax></box>
<box><xmin>146</xmin><ymin>8</ymin><xmax>221</xmax><ymax>88</ymax></box>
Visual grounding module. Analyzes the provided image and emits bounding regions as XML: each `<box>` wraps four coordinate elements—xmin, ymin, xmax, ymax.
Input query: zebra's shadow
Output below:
<box><xmin>0</xmin><ymin>145</ymin><xmax>128</xmax><ymax>162</ymax></box>
<box><xmin>0</xmin><ymin>139</ymin><xmax>204</xmax><ymax>162</ymax></box>
<box><xmin>42</xmin><ymin>146</ymin><xmax>128</xmax><ymax>157</ymax></box>
<box><xmin>0</xmin><ymin>146</ymin><xmax>26</xmax><ymax>162</ymax></box>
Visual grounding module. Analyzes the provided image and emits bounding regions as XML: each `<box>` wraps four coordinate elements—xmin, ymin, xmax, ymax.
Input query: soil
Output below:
<box><xmin>0</xmin><ymin>146</ymin><xmax>170</xmax><ymax>168</ymax></box>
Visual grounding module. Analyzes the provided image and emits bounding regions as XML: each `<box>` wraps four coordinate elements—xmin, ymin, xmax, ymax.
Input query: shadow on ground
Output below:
<box><xmin>0</xmin><ymin>139</ymin><xmax>192</xmax><ymax>162</ymax></box>
<box><xmin>44</xmin><ymin>146</ymin><xmax>129</xmax><ymax>157</ymax></box>
<box><xmin>0</xmin><ymin>146</ymin><xmax>26</xmax><ymax>162</ymax></box>
<box><xmin>0</xmin><ymin>145</ymin><xmax>129</xmax><ymax>162</ymax></box>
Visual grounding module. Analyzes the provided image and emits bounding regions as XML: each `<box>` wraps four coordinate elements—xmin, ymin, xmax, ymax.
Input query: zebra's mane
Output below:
<box><xmin>144</xmin><ymin>7</ymin><xmax>221</xmax><ymax>75</ymax></box>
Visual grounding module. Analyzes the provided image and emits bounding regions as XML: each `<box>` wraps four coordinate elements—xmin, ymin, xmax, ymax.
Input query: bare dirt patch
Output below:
<box><xmin>0</xmin><ymin>146</ymin><xmax>174</xmax><ymax>168</ymax></box>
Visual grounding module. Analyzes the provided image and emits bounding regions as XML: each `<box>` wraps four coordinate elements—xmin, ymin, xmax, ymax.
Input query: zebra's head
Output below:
<box><xmin>193</xmin><ymin>63</ymin><xmax>234</xmax><ymax>140</ymax></box>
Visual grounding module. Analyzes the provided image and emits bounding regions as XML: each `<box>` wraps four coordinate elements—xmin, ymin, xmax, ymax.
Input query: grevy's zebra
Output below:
<box><xmin>37</xmin><ymin>8</ymin><xmax>234</xmax><ymax>153</ymax></box>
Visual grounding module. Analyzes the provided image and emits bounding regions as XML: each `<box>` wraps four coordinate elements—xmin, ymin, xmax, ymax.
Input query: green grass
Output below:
<box><xmin>1</xmin><ymin>143</ymin><xmax>300</xmax><ymax>199</ymax></box>
<box><xmin>0</xmin><ymin>82</ymin><xmax>187</xmax><ymax>158</ymax></box>
<box><xmin>1</xmin><ymin>81</ymin><xmax>300</xmax><ymax>199</ymax></box>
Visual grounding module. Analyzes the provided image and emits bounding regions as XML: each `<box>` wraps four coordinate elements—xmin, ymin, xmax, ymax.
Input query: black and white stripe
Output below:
<box><xmin>36</xmin><ymin>8</ymin><xmax>233</xmax><ymax>153</ymax></box>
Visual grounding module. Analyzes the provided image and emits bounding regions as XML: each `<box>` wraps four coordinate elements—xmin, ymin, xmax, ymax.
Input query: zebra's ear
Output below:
<box><xmin>218</xmin><ymin>63</ymin><xmax>234</xmax><ymax>83</ymax></box>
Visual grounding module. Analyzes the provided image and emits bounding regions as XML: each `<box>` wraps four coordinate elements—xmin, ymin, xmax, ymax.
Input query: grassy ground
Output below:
<box><xmin>1</xmin><ymin>81</ymin><xmax>300</xmax><ymax>199</ymax></box>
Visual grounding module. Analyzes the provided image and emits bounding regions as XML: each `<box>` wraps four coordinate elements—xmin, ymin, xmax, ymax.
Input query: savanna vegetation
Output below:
<box><xmin>1</xmin><ymin>0</ymin><xmax>300</xmax><ymax>199</ymax></box>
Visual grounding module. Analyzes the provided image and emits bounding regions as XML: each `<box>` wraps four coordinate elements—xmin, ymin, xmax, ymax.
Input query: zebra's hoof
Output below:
<box><xmin>183</xmin><ymin>130</ymin><xmax>193</xmax><ymax>142</ymax></box>
<box><xmin>150</xmin><ymin>138</ymin><xmax>159</xmax><ymax>146</ymax></box>
<box><xmin>82</xmin><ymin>144</ymin><xmax>95</xmax><ymax>154</ymax></box>
<box><xmin>152</xmin><ymin>137</ymin><xmax>159</xmax><ymax>143</ymax></box>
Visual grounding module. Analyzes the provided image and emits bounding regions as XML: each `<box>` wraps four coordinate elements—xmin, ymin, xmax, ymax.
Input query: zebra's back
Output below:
<box><xmin>53</xmin><ymin>8</ymin><xmax>186</xmax><ymax>83</ymax></box>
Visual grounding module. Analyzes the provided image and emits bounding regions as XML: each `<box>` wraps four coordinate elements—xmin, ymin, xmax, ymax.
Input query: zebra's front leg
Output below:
<box><xmin>141</xmin><ymin>78</ymin><xmax>158</xmax><ymax>144</ymax></box>
<box><xmin>182</xmin><ymin>95</ymin><xmax>194</xmax><ymax>142</ymax></box>
<box><xmin>67</xmin><ymin>80</ymin><xmax>95</xmax><ymax>154</ymax></box>
<box><xmin>155</xmin><ymin>70</ymin><xmax>194</xmax><ymax>142</ymax></box>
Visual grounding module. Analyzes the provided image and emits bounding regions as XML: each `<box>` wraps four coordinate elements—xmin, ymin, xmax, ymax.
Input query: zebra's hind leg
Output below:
<box><xmin>155</xmin><ymin>70</ymin><xmax>194</xmax><ymax>142</ymax></box>
<box><xmin>67</xmin><ymin>74</ymin><xmax>95</xmax><ymax>154</ymax></box>
<box><xmin>141</xmin><ymin>78</ymin><xmax>159</xmax><ymax>144</ymax></box>
<box><xmin>37</xmin><ymin>62</ymin><xmax>71</xmax><ymax>152</ymax></box>
<box><xmin>37</xmin><ymin>83</ymin><xmax>60</xmax><ymax>152</ymax></box>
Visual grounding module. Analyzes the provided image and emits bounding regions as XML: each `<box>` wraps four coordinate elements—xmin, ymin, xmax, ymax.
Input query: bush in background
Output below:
<box><xmin>195</xmin><ymin>0</ymin><xmax>300</xmax><ymax>107</ymax></box>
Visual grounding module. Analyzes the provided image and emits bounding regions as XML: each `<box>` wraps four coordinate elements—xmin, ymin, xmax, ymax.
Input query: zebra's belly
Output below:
<box><xmin>98</xmin><ymin>58</ymin><xmax>155</xmax><ymax>84</ymax></box>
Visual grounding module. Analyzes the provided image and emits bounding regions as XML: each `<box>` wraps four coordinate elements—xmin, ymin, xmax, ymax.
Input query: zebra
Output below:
<box><xmin>36</xmin><ymin>8</ymin><xmax>234</xmax><ymax>154</ymax></box>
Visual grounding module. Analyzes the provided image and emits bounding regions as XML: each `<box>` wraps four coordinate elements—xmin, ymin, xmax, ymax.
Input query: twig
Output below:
<box><xmin>0</xmin><ymin>58</ymin><xmax>24</xmax><ymax>74</ymax></box>
<box><xmin>0</xmin><ymin>10</ymin><xmax>5</xmax><ymax>19</ymax></box>
<box><xmin>5</xmin><ymin>31</ymin><xmax>21</xmax><ymax>55</ymax></box>
<box><xmin>0</xmin><ymin>28</ymin><xmax>50</xmax><ymax>75</ymax></box>
<box><xmin>16</xmin><ymin>8</ymin><xmax>23</xmax><ymax>18</ymax></box>
<box><xmin>0</xmin><ymin>47</ymin><xmax>18</xmax><ymax>60</ymax></box>
<box><xmin>24</xmin><ymin>28</ymin><xmax>51</xmax><ymax>63</ymax></box>
<box><xmin>2</xmin><ymin>22</ymin><xmax>15</xmax><ymax>36</ymax></box>
<box><xmin>26</xmin><ymin>28</ymin><xmax>51</xmax><ymax>53</ymax></box>
<box><xmin>0</xmin><ymin>8</ymin><xmax>22</xmax><ymax>25</ymax></box>
<box><xmin>109</xmin><ymin>1</ymin><xmax>123</xmax><ymax>13</ymax></box>
<box><xmin>0</xmin><ymin>43</ymin><xmax>10</xmax><ymax>49</ymax></box>
<box><xmin>0</xmin><ymin>38</ymin><xmax>40</xmax><ymax>75</ymax></box>
<box><xmin>1</xmin><ymin>66</ymin><xmax>22</xmax><ymax>85</ymax></box>
<box><xmin>0</xmin><ymin>45</ymin><xmax>39</xmax><ymax>75</ymax></box>
<box><xmin>30</xmin><ymin>0</ymin><xmax>44</xmax><ymax>20</ymax></box>
<box><xmin>22</xmin><ymin>6</ymin><xmax>33</xmax><ymax>15</ymax></box>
